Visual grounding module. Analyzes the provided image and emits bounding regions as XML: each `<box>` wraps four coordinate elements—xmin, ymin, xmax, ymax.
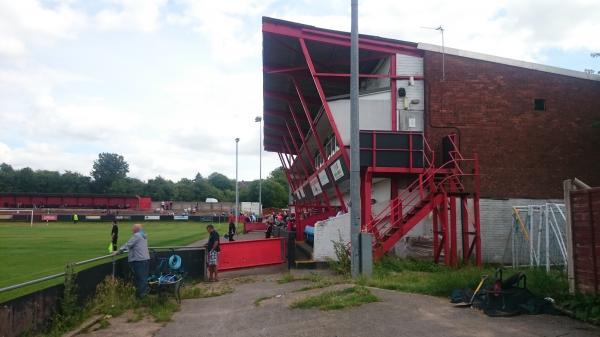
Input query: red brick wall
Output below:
<box><xmin>424</xmin><ymin>51</ymin><xmax>600</xmax><ymax>198</ymax></box>
<box><xmin>570</xmin><ymin>187</ymin><xmax>600</xmax><ymax>295</ymax></box>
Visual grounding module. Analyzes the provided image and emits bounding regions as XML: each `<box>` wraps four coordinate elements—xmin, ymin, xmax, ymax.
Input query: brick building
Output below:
<box><xmin>260</xmin><ymin>17</ymin><xmax>600</xmax><ymax>264</ymax></box>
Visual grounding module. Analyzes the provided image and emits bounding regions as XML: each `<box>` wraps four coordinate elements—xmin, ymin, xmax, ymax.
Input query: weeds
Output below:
<box><xmin>277</xmin><ymin>273</ymin><xmax>296</xmax><ymax>284</ymax></box>
<box><xmin>329</xmin><ymin>233</ymin><xmax>351</xmax><ymax>275</ymax></box>
<box><xmin>180</xmin><ymin>284</ymin><xmax>233</xmax><ymax>299</ymax></box>
<box><xmin>45</xmin><ymin>264</ymin><xmax>89</xmax><ymax>337</ymax></box>
<box><xmin>91</xmin><ymin>277</ymin><xmax>137</xmax><ymax>317</ymax></box>
<box><xmin>254</xmin><ymin>295</ymin><xmax>274</xmax><ymax>306</ymax></box>
<box><xmin>358</xmin><ymin>257</ymin><xmax>568</xmax><ymax>298</ymax></box>
<box><xmin>291</xmin><ymin>286</ymin><xmax>378</xmax><ymax>310</ymax></box>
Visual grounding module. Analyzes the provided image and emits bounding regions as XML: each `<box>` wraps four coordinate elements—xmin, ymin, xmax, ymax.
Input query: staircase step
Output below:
<box><xmin>295</xmin><ymin>241</ymin><xmax>313</xmax><ymax>260</ymax></box>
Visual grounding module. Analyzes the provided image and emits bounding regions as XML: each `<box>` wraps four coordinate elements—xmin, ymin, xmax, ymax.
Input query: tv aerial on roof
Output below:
<box><xmin>421</xmin><ymin>25</ymin><xmax>446</xmax><ymax>81</ymax></box>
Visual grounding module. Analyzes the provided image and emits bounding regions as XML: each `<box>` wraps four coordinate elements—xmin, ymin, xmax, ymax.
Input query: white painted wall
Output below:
<box><xmin>330</xmin><ymin>90</ymin><xmax>392</xmax><ymax>145</ymax></box>
<box><xmin>395</xmin><ymin>54</ymin><xmax>424</xmax><ymax>132</ymax></box>
<box><xmin>313</xmin><ymin>212</ymin><xmax>351</xmax><ymax>262</ymax></box>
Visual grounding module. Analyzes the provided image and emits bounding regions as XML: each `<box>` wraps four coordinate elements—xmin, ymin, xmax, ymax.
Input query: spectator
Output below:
<box><xmin>111</xmin><ymin>220</ymin><xmax>119</xmax><ymax>252</ymax></box>
<box><xmin>114</xmin><ymin>224</ymin><xmax>150</xmax><ymax>298</ymax></box>
<box><xmin>228</xmin><ymin>221</ymin><xmax>236</xmax><ymax>241</ymax></box>
<box><xmin>73</xmin><ymin>213</ymin><xmax>78</xmax><ymax>224</ymax></box>
<box><xmin>205</xmin><ymin>224</ymin><xmax>220</xmax><ymax>282</ymax></box>
<box><xmin>266</xmin><ymin>220</ymin><xmax>274</xmax><ymax>238</ymax></box>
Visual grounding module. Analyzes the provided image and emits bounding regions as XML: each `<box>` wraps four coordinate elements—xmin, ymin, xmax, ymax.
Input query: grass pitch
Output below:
<box><xmin>0</xmin><ymin>220</ymin><xmax>227</xmax><ymax>302</ymax></box>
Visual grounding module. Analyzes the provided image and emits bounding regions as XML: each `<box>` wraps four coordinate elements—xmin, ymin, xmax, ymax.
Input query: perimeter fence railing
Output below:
<box><xmin>0</xmin><ymin>246</ymin><xmax>206</xmax><ymax>337</ymax></box>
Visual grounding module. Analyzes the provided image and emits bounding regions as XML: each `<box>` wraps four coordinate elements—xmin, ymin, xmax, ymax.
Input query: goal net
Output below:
<box><xmin>0</xmin><ymin>209</ymin><xmax>34</xmax><ymax>226</ymax></box>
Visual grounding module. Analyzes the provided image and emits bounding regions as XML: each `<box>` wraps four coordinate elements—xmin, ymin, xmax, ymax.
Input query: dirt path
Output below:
<box><xmin>76</xmin><ymin>269</ymin><xmax>600</xmax><ymax>337</ymax></box>
<box><xmin>155</xmin><ymin>275</ymin><xmax>599</xmax><ymax>337</ymax></box>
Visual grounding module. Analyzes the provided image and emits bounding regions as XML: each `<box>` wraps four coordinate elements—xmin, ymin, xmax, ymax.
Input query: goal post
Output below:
<box><xmin>0</xmin><ymin>209</ymin><xmax>35</xmax><ymax>226</ymax></box>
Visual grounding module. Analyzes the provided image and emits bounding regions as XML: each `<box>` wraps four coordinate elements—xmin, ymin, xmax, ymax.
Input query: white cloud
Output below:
<box><xmin>95</xmin><ymin>0</ymin><xmax>167</xmax><ymax>32</ymax></box>
<box><xmin>278</xmin><ymin>0</ymin><xmax>600</xmax><ymax>61</ymax></box>
<box><xmin>0</xmin><ymin>0</ymin><xmax>86</xmax><ymax>56</ymax></box>
<box><xmin>0</xmin><ymin>0</ymin><xmax>598</xmax><ymax>184</ymax></box>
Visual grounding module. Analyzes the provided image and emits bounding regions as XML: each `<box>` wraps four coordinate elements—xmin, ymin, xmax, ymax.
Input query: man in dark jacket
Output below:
<box><xmin>111</xmin><ymin>220</ymin><xmax>119</xmax><ymax>251</ymax></box>
<box><xmin>228</xmin><ymin>222</ymin><xmax>236</xmax><ymax>241</ymax></box>
<box><xmin>205</xmin><ymin>224</ymin><xmax>220</xmax><ymax>282</ymax></box>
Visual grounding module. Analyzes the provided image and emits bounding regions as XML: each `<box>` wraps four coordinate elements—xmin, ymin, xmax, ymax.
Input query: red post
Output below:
<box><xmin>298</xmin><ymin>38</ymin><xmax>351</xmax><ymax>168</ymax></box>
<box><xmin>473</xmin><ymin>153</ymin><xmax>482</xmax><ymax>266</ymax></box>
<box><xmin>362</xmin><ymin>169</ymin><xmax>373</xmax><ymax>230</ymax></box>
<box><xmin>390</xmin><ymin>54</ymin><xmax>397</xmax><ymax>131</ymax></box>
<box><xmin>461</xmin><ymin>197</ymin><xmax>469</xmax><ymax>262</ymax></box>
<box><xmin>432</xmin><ymin>202</ymin><xmax>440</xmax><ymax>264</ymax></box>
<box><xmin>441</xmin><ymin>194</ymin><xmax>450</xmax><ymax>265</ymax></box>
<box><xmin>449</xmin><ymin>195</ymin><xmax>457</xmax><ymax>267</ymax></box>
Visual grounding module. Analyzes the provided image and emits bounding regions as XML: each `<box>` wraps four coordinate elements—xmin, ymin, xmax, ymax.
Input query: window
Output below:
<box><xmin>534</xmin><ymin>98</ymin><xmax>546</xmax><ymax>111</ymax></box>
<box><xmin>314</xmin><ymin>152</ymin><xmax>323</xmax><ymax>168</ymax></box>
<box><xmin>324</xmin><ymin>135</ymin><xmax>339</xmax><ymax>160</ymax></box>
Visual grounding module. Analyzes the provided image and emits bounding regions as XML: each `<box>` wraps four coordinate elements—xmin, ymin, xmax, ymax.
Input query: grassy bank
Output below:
<box><xmin>291</xmin><ymin>286</ymin><xmax>378</xmax><ymax>311</ymax></box>
<box><xmin>357</xmin><ymin>257</ymin><xmax>567</xmax><ymax>299</ymax></box>
<box><xmin>351</xmin><ymin>257</ymin><xmax>600</xmax><ymax>324</ymax></box>
<box><xmin>0</xmin><ymin>221</ymin><xmax>227</xmax><ymax>301</ymax></box>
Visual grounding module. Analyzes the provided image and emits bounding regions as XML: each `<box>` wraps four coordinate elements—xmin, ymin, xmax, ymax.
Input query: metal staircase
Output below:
<box><xmin>366</xmin><ymin>134</ymin><xmax>482</xmax><ymax>266</ymax></box>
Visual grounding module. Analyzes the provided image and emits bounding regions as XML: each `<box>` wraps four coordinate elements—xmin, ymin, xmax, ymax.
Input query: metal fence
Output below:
<box><xmin>0</xmin><ymin>247</ymin><xmax>206</xmax><ymax>337</ymax></box>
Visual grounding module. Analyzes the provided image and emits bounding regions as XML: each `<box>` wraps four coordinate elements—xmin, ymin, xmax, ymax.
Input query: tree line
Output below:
<box><xmin>0</xmin><ymin>153</ymin><xmax>289</xmax><ymax>208</ymax></box>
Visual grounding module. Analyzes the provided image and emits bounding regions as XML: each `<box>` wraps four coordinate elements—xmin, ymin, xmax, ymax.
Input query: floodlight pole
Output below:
<box><xmin>255</xmin><ymin>116</ymin><xmax>263</xmax><ymax>216</ymax></box>
<box><xmin>350</xmin><ymin>0</ymin><xmax>363</xmax><ymax>278</ymax></box>
<box><xmin>235</xmin><ymin>138</ymin><xmax>240</xmax><ymax>225</ymax></box>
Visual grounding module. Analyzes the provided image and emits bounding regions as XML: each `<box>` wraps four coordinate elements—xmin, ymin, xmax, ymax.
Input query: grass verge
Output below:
<box><xmin>43</xmin><ymin>276</ymin><xmax>234</xmax><ymax>336</ymax></box>
<box><xmin>352</xmin><ymin>256</ymin><xmax>600</xmax><ymax>325</ymax></box>
<box><xmin>290</xmin><ymin>286</ymin><xmax>378</xmax><ymax>311</ymax></box>
<box><xmin>254</xmin><ymin>295</ymin><xmax>275</xmax><ymax>307</ymax></box>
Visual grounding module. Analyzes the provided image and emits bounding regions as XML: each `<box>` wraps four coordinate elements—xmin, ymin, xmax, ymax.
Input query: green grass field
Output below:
<box><xmin>0</xmin><ymin>220</ymin><xmax>228</xmax><ymax>302</ymax></box>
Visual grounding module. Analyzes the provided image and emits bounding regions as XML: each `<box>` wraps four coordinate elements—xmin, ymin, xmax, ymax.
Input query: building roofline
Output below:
<box><xmin>417</xmin><ymin>43</ymin><xmax>600</xmax><ymax>82</ymax></box>
<box><xmin>263</xmin><ymin>17</ymin><xmax>600</xmax><ymax>83</ymax></box>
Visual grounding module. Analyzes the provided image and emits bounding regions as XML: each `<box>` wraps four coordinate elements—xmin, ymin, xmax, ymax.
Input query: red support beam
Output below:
<box><xmin>461</xmin><ymin>197</ymin><xmax>469</xmax><ymax>262</ymax></box>
<box><xmin>264</xmin><ymin>65</ymin><xmax>308</xmax><ymax>74</ymax></box>
<box><xmin>291</xmin><ymin>77</ymin><xmax>343</xmax><ymax>209</ymax></box>
<box><xmin>282</xmin><ymin>137</ymin><xmax>306</xmax><ymax>188</ymax></box>
<box><xmin>278</xmin><ymin>152</ymin><xmax>297</xmax><ymax>192</ymax></box>
<box><xmin>473</xmin><ymin>153</ymin><xmax>482</xmax><ymax>266</ymax></box>
<box><xmin>284</xmin><ymin>122</ymin><xmax>312</xmax><ymax>183</ymax></box>
<box><xmin>441</xmin><ymin>195</ymin><xmax>450</xmax><ymax>265</ymax></box>
<box><xmin>449</xmin><ymin>195</ymin><xmax>458</xmax><ymax>267</ymax></box>
<box><xmin>390</xmin><ymin>54</ymin><xmax>397</xmax><ymax>131</ymax></box>
<box><xmin>283</xmin><ymin>136</ymin><xmax>330</xmax><ymax>206</ymax></box>
<box><xmin>263</xmin><ymin>22</ymin><xmax>422</xmax><ymax>56</ymax></box>
<box><xmin>298</xmin><ymin>38</ymin><xmax>350</xmax><ymax>168</ymax></box>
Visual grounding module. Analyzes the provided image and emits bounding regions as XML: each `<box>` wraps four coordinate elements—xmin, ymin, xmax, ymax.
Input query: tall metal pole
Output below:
<box><xmin>235</xmin><ymin>138</ymin><xmax>240</xmax><ymax>225</ymax></box>
<box><xmin>255</xmin><ymin>116</ymin><xmax>263</xmax><ymax>216</ymax></box>
<box><xmin>350</xmin><ymin>0</ymin><xmax>362</xmax><ymax>278</ymax></box>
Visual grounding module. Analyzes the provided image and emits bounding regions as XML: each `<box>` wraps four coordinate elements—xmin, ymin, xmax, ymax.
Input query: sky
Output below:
<box><xmin>0</xmin><ymin>0</ymin><xmax>598</xmax><ymax>182</ymax></box>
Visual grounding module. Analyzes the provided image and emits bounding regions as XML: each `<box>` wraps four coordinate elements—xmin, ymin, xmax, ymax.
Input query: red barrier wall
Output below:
<box><xmin>218</xmin><ymin>238</ymin><xmax>285</xmax><ymax>271</ymax></box>
<box><xmin>244</xmin><ymin>222</ymin><xmax>267</xmax><ymax>233</ymax></box>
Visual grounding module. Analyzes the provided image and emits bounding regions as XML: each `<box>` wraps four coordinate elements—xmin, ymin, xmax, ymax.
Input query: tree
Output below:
<box><xmin>144</xmin><ymin>176</ymin><xmax>175</xmax><ymax>201</ymax></box>
<box><xmin>268</xmin><ymin>167</ymin><xmax>288</xmax><ymax>189</ymax></box>
<box><xmin>191</xmin><ymin>176</ymin><xmax>223</xmax><ymax>201</ymax></box>
<box><xmin>91</xmin><ymin>153</ymin><xmax>129</xmax><ymax>193</ymax></box>
<box><xmin>108</xmin><ymin>178</ymin><xmax>145</xmax><ymax>195</ymax></box>
<box><xmin>174</xmin><ymin>178</ymin><xmax>195</xmax><ymax>201</ymax></box>
<box><xmin>207</xmin><ymin>172</ymin><xmax>234</xmax><ymax>191</ymax></box>
<box><xmin>0</xmin><ymin>163</ymin><xmax>15</xmax><ymax>191</ymax></box>
<box><xmin>61</xmin><ymin>171</ymin><xmax>92</xmax><ymax>193</ymax></box>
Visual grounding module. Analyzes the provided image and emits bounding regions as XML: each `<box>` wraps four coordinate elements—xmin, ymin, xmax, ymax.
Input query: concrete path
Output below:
<box><xmin>155</xmin><ymin>273</ymin><xmax>599</xmax><ymax>337</ymax></box>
